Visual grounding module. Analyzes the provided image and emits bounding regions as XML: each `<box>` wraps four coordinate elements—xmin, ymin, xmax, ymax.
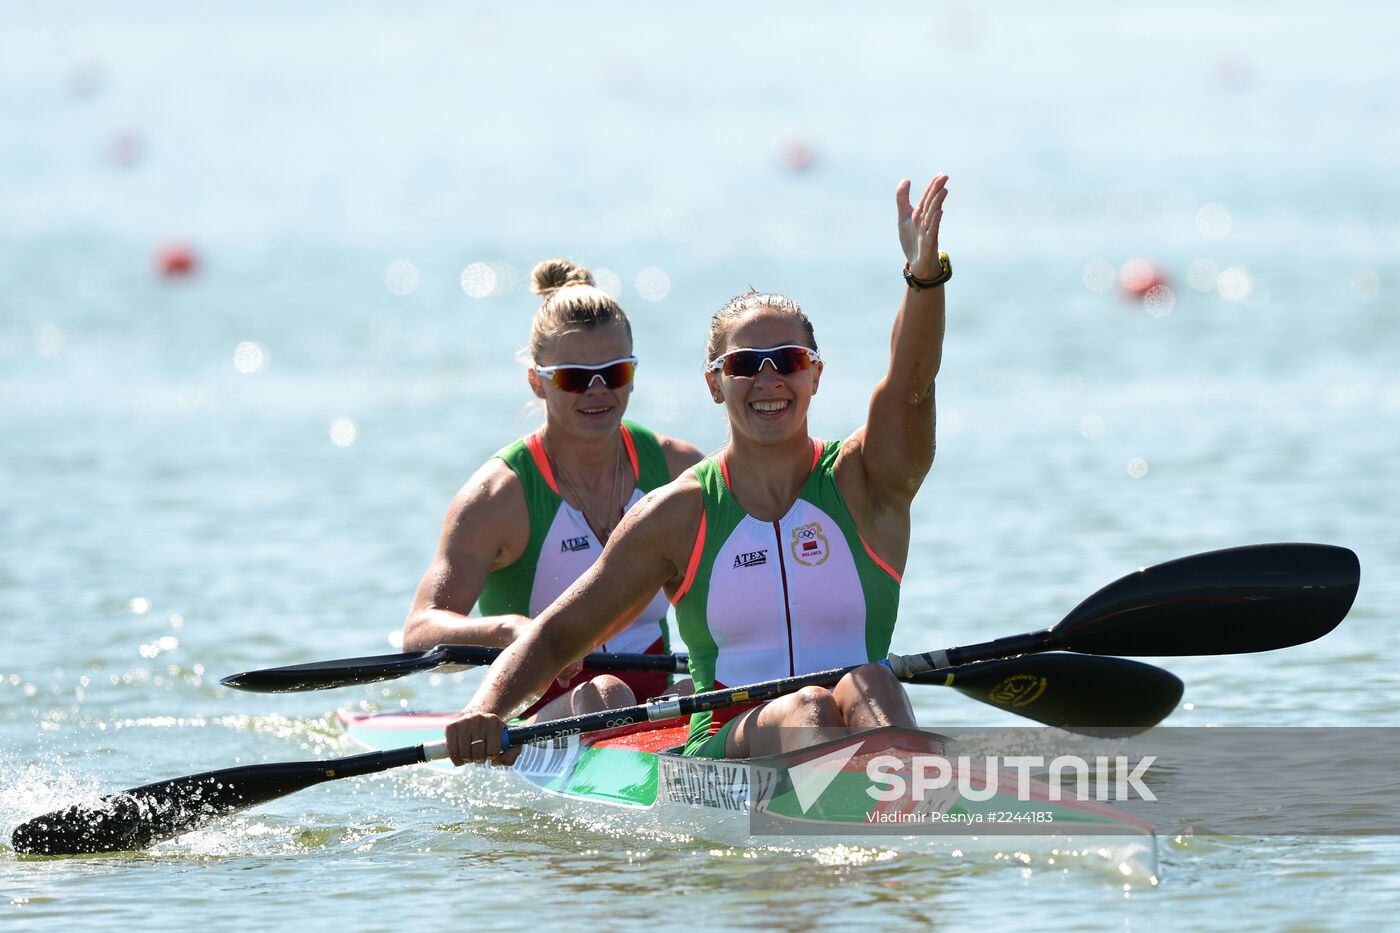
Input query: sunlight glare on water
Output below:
<box><xmin>3</xmin><ymin>1</ymin><xmax>1399</xmax><ymax>931</ymax></box>
<box><xmin>633</xmin><ymin>267</ymin><xmax>672</xmax><ymax>302</ymax></box>
<box><xmin>329</xmin><ymin>418</ymin><xmax>358</xmax><ymax>447</ymax></box>
<box><xmin>592</xmin><ymin>267</ymin><xmax>623</xmax><ymax>299</ymax></box>
<box><xmin>384</xmin><ymin>260</ymin><xmax>420</xmax><ymax>297</ymax></box>
<box><xmin>232</xmin><ymin>342</ymin><xmax>267</xmax><ymax>374</ymax></box>
<box><xmin>1216</xmin><ymin>266</ymin><xmax>1254</xmax><ymax>302</ymax></box>
<box><xmin>1081</xmin><ymin>259</ymin><xmax>1115</xmax><ymax>294</ymax></box>
<box><xmin>460</xmin><ymin>262</ymin><xmax>496</xmax><ymax>298</ymax></box>
<box><xmin>1195</xmin><ymin>202</ymin><xmax>1233</xmax><ymax>240</ymax></box>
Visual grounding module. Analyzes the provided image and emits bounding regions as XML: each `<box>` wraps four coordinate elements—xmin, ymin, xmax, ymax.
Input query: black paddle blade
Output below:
<box><xmin>11</xmin><ymin>763</ymin><xmax>334</xmax><ymax>855</ymax></box>
<box><xmin>911</xmin><ymin>654</ymin><xmax>1184</xmax><ymax>737</ymax></box>
<box><xmin>11</xmin><ymin>747</ymin><xmax>424</xmax><ymax>855</ymax></box>
<box><xmin>1052</xmin><ymin>543</ymin><xmax>1360</xmax><ymax>656</ymax></box>
<box><xmin>220</xmin><ymin>648</ymin><xmax>447</xmax><ymax>692</ymax></box>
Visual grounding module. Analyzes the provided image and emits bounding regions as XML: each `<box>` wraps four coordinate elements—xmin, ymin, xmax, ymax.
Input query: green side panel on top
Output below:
<box><xmin>622</xmin><ymin>421</ymin><xmax>671</xmax><ymax>492</ymax></box>
<box><xmin>622</xmin><ymin>421</ymin><xmax>674</xmax><ymax>653</ymax></box>
<box><xmin>673</xmin><ymin>457</ymin><xmax>745</xmax><ymax>695</ymax></box>
<box><xmin>806</xmin><ymin>440</ymin><xmax>901</xmax><ymax>663</ymax></box>
<box><xmin>477</xmin><ymin>436</ymin><xmax>560</xmax><ymax>617</ymax></box>
<box><xmin>674</xmin><ymin>442</ymin><xmax>902</xmax><ymax>755</ymax></box>
<box><xmin>673</xmin><ymin>456</ymin><xmax>748</xmax><ymax>752</ymax></box>
<box><xmin>478</xmin><ymin>422</ymin><xmax>669</xmax><ymax>618</ymax></box>
<box><xmin>559</xmin><ymin>746</ymin><xmax>660</xmax><ymax>807</ymax></box>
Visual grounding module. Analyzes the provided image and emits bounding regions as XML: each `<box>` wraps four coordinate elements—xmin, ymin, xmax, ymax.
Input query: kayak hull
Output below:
<box><xmin>338</xmin><ymin>711</ymin><xmax>1158</xmax><ymax>875</ymax></box>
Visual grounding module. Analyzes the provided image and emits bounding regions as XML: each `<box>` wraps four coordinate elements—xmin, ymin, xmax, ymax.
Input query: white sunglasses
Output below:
<box><xmin>706</xmin><ymin>344</ymin><xmax>822</xmax><ymax>377</ymax></box>
<box><xmin>532</xmin><ymin>356</ymin><xmax>639</xmax><ymax>393</ymax></box>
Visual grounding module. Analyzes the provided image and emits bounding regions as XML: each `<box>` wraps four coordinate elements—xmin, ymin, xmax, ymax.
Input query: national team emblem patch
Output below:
<box><xmin>790</xmin><ymin>522</ymin><xmax>829</xmax><ymax>567</ymax></box>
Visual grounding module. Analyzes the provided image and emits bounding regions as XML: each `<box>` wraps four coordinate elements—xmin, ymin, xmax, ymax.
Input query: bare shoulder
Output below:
<box><xmin>437</xmin><ymin>457</ymin><xmax>529</xmax><ymax>567</ymax></box>
<box><xmin>653</xmin><ymin>431</ymin><xmax>706</xmax><ymax>479</ymax></box>
<box><xmin>445</xmin><ymin>457</ymin><xmax>525</xmax><ymax>524</ymax></box>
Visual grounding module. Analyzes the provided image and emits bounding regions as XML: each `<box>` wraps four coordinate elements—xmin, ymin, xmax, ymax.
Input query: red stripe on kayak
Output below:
<box><xmin>338</xmin><ymin>710</ymin><xmax>459</xmax><ymax>730</ymax></box>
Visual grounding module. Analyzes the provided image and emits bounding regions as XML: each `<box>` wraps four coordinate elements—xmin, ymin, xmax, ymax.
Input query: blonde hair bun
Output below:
<box><xmin>526</xmin><ymin>258</ymin><xmax>631</xmax><ymax>359</ymax></box>
<box><xmin>530</xmin><ymin>258</ymin><xmax>596</xmax><ymax>297</ymax></box>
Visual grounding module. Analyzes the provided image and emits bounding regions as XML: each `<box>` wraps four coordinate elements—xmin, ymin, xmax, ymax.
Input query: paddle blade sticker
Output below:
<box><xmin>909</xmin><ymin>654</ymin><xmax>1184</xmax><ymax>737</ymax></box>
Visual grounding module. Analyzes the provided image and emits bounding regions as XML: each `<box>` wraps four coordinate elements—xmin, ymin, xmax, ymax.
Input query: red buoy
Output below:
<box><xmin>156</xmin><ymin>243</ymin><xmax>199</xmax><ymax>279</ymax></box>
<box><xmin>1118</xmin><ymin>258</ymin><xmax>1167</xmax><ymax>300</ymax></box>
<box><xmin>111</xmin><ymin>131</ymin><xmax>143</xmax><ymax>168</ymax></box>
<box><xmin>780</xmin><ymin>139</ymin><xmax>817</xmax><ymax>173</ymax></box>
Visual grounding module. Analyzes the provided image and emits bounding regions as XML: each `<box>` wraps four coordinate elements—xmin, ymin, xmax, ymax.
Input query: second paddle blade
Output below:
<box><xmin>916</xmin><ymin>654</ymin><xmax>1184</xmax><ymax>737</ymax></box>
<box><xmin>220</xmin><ymin>648</ymin><xmax>448</xmax><ymax>692</ymax></box>
<box><xmin>1055</xmin><ymin>543</ymin><xmax>1360</xmax><ymax>656</ymax></box>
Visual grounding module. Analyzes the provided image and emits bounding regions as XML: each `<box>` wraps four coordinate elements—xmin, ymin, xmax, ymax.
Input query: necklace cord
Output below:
<box><xmin>543</xmin><ymin>434</ymin><xmax>627</xmax><ymax>543</ymax></box>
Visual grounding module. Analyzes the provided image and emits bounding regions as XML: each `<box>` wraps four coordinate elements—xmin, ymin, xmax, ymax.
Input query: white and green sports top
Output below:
<box><xmin>672</xmin><ymin>439</ymin><xmax>902</xmax><ymax>752</ymax></box>
<box><xmin>478</xmin><ymin>421</ymin><xmax>672</xmax><ymax>656</ymax></box>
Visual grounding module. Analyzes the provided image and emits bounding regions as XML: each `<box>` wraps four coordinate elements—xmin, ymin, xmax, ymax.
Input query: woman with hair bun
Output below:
<box><xmin>446</xmin><ymin>174</ymin><xmax>951</xmax><ymax>764</ymax></box>
<box><xmin>402</xmin><ymin>259</ymin><xmax>702</xmax><ymax>721</ymax></box>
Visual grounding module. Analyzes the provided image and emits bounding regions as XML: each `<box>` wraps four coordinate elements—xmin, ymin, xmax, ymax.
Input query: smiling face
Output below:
<box><xmin>705</xmin><ymin>307</ymin><xmax>822</xmax><ymax>445</ymax></box>
<box><xmin>530</xmin><ymin>322</ymin><xmax>635</xmax><ymax>439</ymax></box>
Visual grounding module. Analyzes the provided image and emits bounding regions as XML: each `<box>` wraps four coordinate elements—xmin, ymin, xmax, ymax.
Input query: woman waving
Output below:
<box><xmin>447</xmin><ymin>174</ymin><xmax>950</xmax><ymax>761</ymax></box>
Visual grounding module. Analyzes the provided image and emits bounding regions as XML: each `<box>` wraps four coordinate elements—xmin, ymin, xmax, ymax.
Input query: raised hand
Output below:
<box><xmin>896</xmin><ymin>174</ymin><xmax>949</xmax><ymax>279</ymax></box>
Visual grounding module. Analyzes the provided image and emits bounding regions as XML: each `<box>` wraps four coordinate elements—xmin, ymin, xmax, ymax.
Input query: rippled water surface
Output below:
<box><xmin>3</xmin><ymin>2</ymin><xmax>1399</xmax><ymax>929</ymax></box>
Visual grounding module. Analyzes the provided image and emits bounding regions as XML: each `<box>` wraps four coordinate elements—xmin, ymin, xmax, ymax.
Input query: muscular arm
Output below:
<box><xmin>833</xmin><ymin>176</ymin><xmax>948</xmax><ymax>573</ymax></box>
<box><xmin>854</xmin><ymin>278</ymin><xmax>945</xmax><ymax>501</ymax></box>
<box><xmin>462</xmin><ymin>476</ymin><xmax>702</xmax><ymax>721</ymax></box>
<box><xmin>401</xmin><ymin>459</ymin><xmax>532</xmax><ymax>652</ymax></box>
<box><xmin>847</xmin><ymin>175</ymin><xmax>949</xmax><ymax>513</ymax></box>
